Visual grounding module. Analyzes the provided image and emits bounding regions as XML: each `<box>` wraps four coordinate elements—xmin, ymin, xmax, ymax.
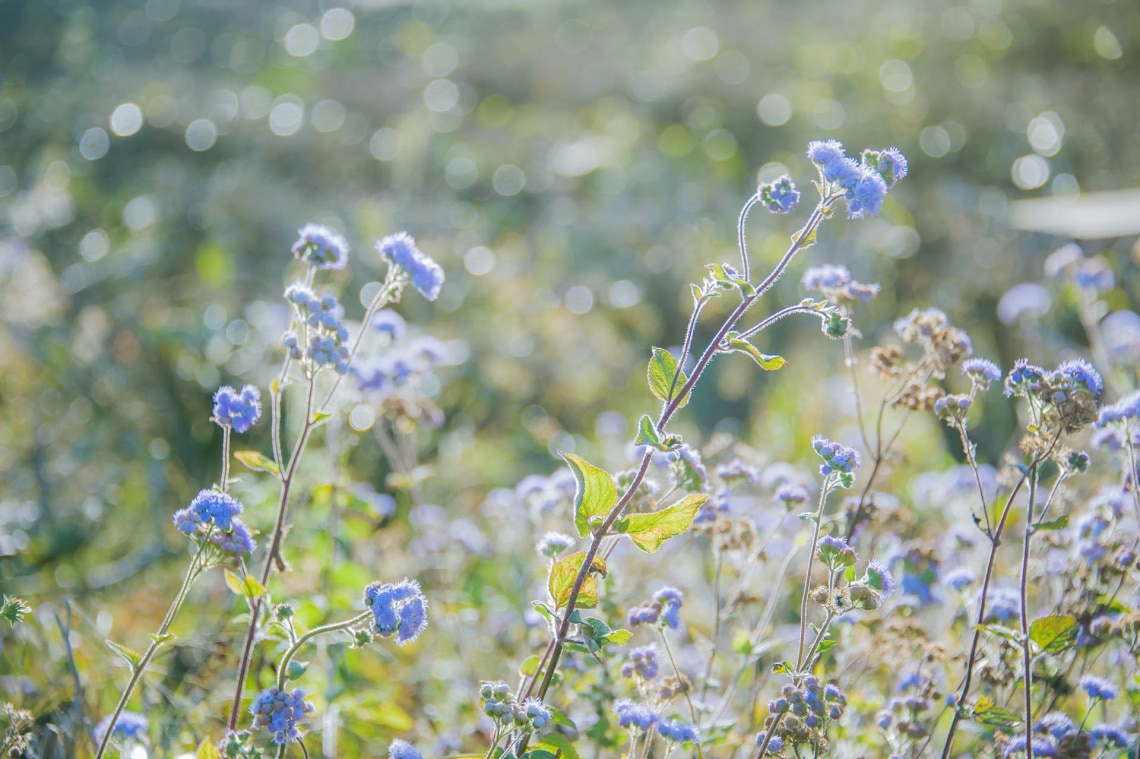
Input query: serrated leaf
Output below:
<box><xmin>105</xmin><ymin>639</ymin><xmax>142</xmax><ymax>669</ymax></box>
<box><xmin>234</xmin><ymin>450</ymin><xmax>280</xmax><ymax>476</ymax></box>
<box><xmin>616</xmin><ymin>494</ymin><xmax>707</xmax><ymax>552</ymax></box>
<box><xmin>972</xmin><ymin>695</ymin><xmax>1021</xmax><ymax>728</ymax></box>
<box><xmin>1034</xmin><ymin>514</ymin><xmax>1070</xmax><ymax>532</ymax></box>
<box><xmin>601</xmin><ymin>629</ymin><xmax>632</xmax><ymax>646</ymax></box>
<box><xmin>647</xmin><ymin>348</ymin><xmax>689</xmax><ymax>407</ymax></box>
<box><xmin>196</xmin><ymin>739</ymin><xmax>222</xmax><ymax>759</ymax></box>
<box><xmin>726</xmin><ymin>337</ymin><xmax>787</xmax><ymax>371</ymax></box>
<box><xmin>1029</xmin><ymin>614</ymin><xmax>1079</xmax><ymax>655</ymax></box>
<box><xmin>634</xmin><ymin>415</ymin><xmax>664</xmax><ymax>449</ymax></box>
<box><xmin>561</xmin><ymin>453</ymin><xmax>617</xmax><ymax>538</ymax></box>
<box><xmin>519</xmin><ymin>655</ymin><xmax>541</xmax><ymax>677</ymax></box>
<box><xmin>548</xmin><ymin>552</ymin><xmax>607</xmax><ymax>609</ymax></box>
<box><xmin>791</xmin><ymin>224</ymin><xmax>818</xmax><ymax>249</ymax></box>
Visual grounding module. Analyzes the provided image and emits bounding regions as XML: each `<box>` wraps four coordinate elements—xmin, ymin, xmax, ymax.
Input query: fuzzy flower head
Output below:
<box><xmin>620</xmin><ymin>644</ymin><xmax>660</xmax><ymax>680</ymax></box>
<box><xmin>654</xmin><ymin>586</ymin><xmax>684</xmax><ymax>629</ymax></box>
<box><xmin>802</xmin><ymin>264</ymin><xmax>880</xmax><ymax>305</ymax></box>
<box><xmin>94</xmin><ymin>711</ymin><xmax>148</xmax><ymax>744</ymax></box>
<box><xmin>535</xmin><ymin>531</ymin><xmax>575</xmax><ymax>559</ymax></box>
<box><xmin>292</xmin><ymin>223</ymin><xmax>348</xmax><ymax>270</ymax></box>
<box><xmin>1079</xmin><ymin>674</ymin><xmax>1118</xmax><ymax>701</ymax></box>
<box><xmin>811</xmin><ymin>436</ymin><xmax>861</xmax><ymax>488</ymax></box>
<box><xmin>173</xmin><ymin>489</ymin><xmax>242</xmax><ymax>534</ymax></box>
<box><xmin>250</xmin><ymin>687</ymin><xmax>315</xmax><ymax>746</ymax></box>
<box><xmin>806</xmin><ymin>140</ymin><xmax>905</xmax><ymax>219</ymax></box>
<box><xmin>758</xmin><ymin>174</ymin><xmax>800</xmax><ymax>214</ymax></box>
<box><xmin>658</xmin><ymin>717</ymin><xmax>700</xmax><ymax>744</ymax></box>
<box><xmin>388</xmin><ymin>739</ymin><xmax>424</xmax><ymax>759</ymax></box>
<box><xmin>522</xmin><ymin>698</ymin><xmax>553</xmax><ymax>729</ymax></box>
<box><xmin>1008</xmin><ymin>358</ymin><xmax>1103</xmax><ymax>432</ymax></box>
<box><xmin>961</xmin><ymin>357</ymin><xmax>1002</xmax><ymax>391</ymax></box>
<box><xmin>1097</xmin><ymin>389</ymin><xmax>1140</xmax><ymax>427</ymax></box>
<box><xmin>613</xmin><ymin>698</ymin><xmax>659</xmax><ymax>731</ymax></box>
<box><xmin>213</xmin><ymin>384</ymin><xmax>262</xmax><ymax>433</ymax></box>
<box><xmin>861</xmin><ymin>147</ymin><xmax>909</xmax><ymax>189</ymax></box>
<box><xmin>364</xmin><ymin>578</ymin><xmax>429</xmax><ymax>646</ymax></box>
<box><xmin>376</xmin><ymin>232</ymin><xmax>444</xmax><ymax>301</ymax></box>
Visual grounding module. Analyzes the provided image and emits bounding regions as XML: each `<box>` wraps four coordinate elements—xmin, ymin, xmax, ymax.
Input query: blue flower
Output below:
<box><xmin>364</xmin><ymin>578</ymin><xmax>429</xmax><ymax>646</ymax></box>
<box><xmin>1079</xmin><ymin>674</ymin><xmax>1118</xmax><ymax>701</ymax></box>
<box><xmin>1056</xmin><ymin>358</ymin><xmax>1104</xmax><ymax>398</ymax></box>
<box><xmin>942</xmin><ymin>567</ymin><xmax>974</xmax><ymax>591</ymax></box>
<box><xmin>372</xmin><ymin>309</ymin><xmax>407</xmax><ymax>339</ymax></box>
<box><xmin>1089</xmin><ymin>721</ymin><xmax>1132</xmax><ymax>748</ymax></box>
<box><xmin>811</xmin><ymin>435</ymin><xmax>861</xmax><ymax>487</ymax></box>
<box><xmin>863</xmin><ymin>147</ymin><xmax>909</xmax><ymax>188</ymax></box>
<box><xmin>1035</xmin><ymin>712</ymin><xmax>1075</xmax><ymax>739</ymax></box>
<box><xmin>250</xmin><ymin>687</ymin><xmax>315</xmax><ymax>746</ymax></box>
<box><xmin>981</xmin><ymin>587</ymin><xmax>1020</xmax><ymax>622</ymax></box>
<box><xmin>376</xmin><ymin>232</ymin><xmax>445</xmax><ymax>301</ymax></box>
<box><xmin>1002</xmin><ymin>735</ymin><xmax>1056</xmax><ymax>757</ymax></box>
<box><xmin>535</xmin><ymin>531</ymin><xmax>574</xmax><ymax>558</ymax></box>
<box><xmin>807</xmin><ymin>140</ymin><xmax>860</xmax><ymax>185</ymax></box>
<box><xmin>613</xmin><ymin>698</ymin><xmax>658</xmax><ymax>730</ymax></box>
<box><xmin>654</xmin><ymin>586</ymin><xmax>683</xmax><ymax>629</ymax></box>
<box><xmin>846</xmin><ymin>169</ymin><xmax>888</xmax><ymax>218</ymax></box>
<box><xmin>292</xmin><ymin>223</ymin><xmax>349</xmax><ymax>270</ymax></box>
<box><xmin>620</xmin><ymin>644</ymin><xmax>660</xmax><ymax>680</ymax></box>
<box><xmin>210</xmin><ymin>519</ymin><xmax>255</xmax><ymax>556</ymax></box>
<box><xmin>1004</xmin><ymin>359</ymin><xmax>1046</xmax><ymax>398</ymax></box>
<box><xmin>213</xmin><ymin>385</ymin><xmax>262</xmax><ymax>433</ymax></box>
<box><xmin>388</xmin><ymin>738</ymin><xmax>424</xmax><ymax>759</ymax></box>
<box><xmin>802</xmin><ymin>264</ymin><xmax>851</xmax><ymax>291</ymax></box>
<box><xmin>961</xmin><ymin>357</ymin><xmax>1002</xmax><ymax>389</ymax></box>
<box><xmin>1097</xmin><ymin>389</ymin><xmax>1140</xmax><ymax>425</ymax></box>
<box><xmin>865</xmin><ymin>559</ymin><xmax>896</xmax><ymax>597</ymax></box>
<box><xmin>94</xmin><ymin>711</ymin><xmax>148</xmax><ymax>743</ymax></box>
<box><xmin>173</xmin><ymin>489</ymin><xmax>243</xmax><ymax>534</ymax></box>
<box><xmin>758</xmin><ymin>174</ymin><xmax>800</xmax><ymax>214</ymax></box>
<box><xmin>658</xmin><ymin>717</ymin><xmax>700</xmax><ymax>743</ymax></box>
<box><xmin>522</xmin><ymin>698</ymin><xmax>553</xmax><ymax>729</ymax></box>
<box><xmin>775</xmin><ymin>484</ymin><xmax>809</xmax><ymax>504</ymax></box>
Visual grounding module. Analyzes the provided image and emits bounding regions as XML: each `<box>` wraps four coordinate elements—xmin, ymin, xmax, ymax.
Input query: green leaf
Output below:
<box><xmin>519</xmin><ymin>655</ymin><xmax>541</xmax><ymax>677</ymax></box>
<box><xmin>522</xmin><ymin>751</ymin><xmax>559</xmax><ymax>759</ymax></box>
<box><xmin>634</xmin><ymin>415</ymin><xmax>664</xmax><ymax>449</ymax></box>
<box><xmin>149</xmin><ymin>632</ymin><xmax>174</xmax><ymax>645</ymax></box>
<box><xmin>548</xmin><ymin>551</ymin><xmax>607</xmax><ymax>609</ymax></box>
<box><xmin>771</xmin><ymin>661</ymin><xmax>794</xmax><ymax>676</ymax></box>
<box><xmin>311</xmin><ymin>411</ymin><xmax>332</xmax><ymax>425</ymax></box>
<box><xmin>286</xmin><ymin>660</ymin><xmax>309</xmax><ymax>680</ymax></box>
<box><xmin>791</xmin><ymin>224</ymin><xmax>818</xmax><ymax>249</ymax></box>
<box><xmin>690</xmin><ymin>283</ymin><xmax>703</xmax><ymax>304</ymax></box>
<box><xmin>971</xmin><ymin>695</ymin><xmax>1021</xmax><ymax>728</ymax></box>
<box><xmin>233</xmin><ymin>450</ymin><xmax>280</xmax><ymax>476</ymax></box>
<box><xmin>532</xmin><ymin>731</ymin><xmax>580</xmax><ymax>759</ymax></box>
<box><xmin>224</xmin><ymin>569</ymin><xmax>267</xmax><ymax>600</ymax></box>
<box><xmin>105</xmin><ymin>639</ymin><xmax>142</xmax><ymax>669</ymax></box>
<box><xmin>561</xmin><ymin>452</ymin><xmax>616</xmax><ymax>538</ymax></box>
<box><xmin>1034</xmin><ymin>514</ymin><xmax>1070</xmax><ymax>532</ymax></box>
<box><xmin>647</xmin><ymin>348</ymin><xmax>689</xmax><ymax>407</ymax></box>
<box><xmin>1029</xmin><ymin>614</ymin><xmax>1079</xmax><ymax>655</ymax></box>
<box><xmin>196</xmin><ymin>739</ymin><xmax>222</xmax><ymax>759</ymax></box>
<box><xmin>726</xmin><ymin>337</ymin><xmax>788</xmax><ymax>371</ymax></box>
<box><xmin>616</xmin><ymin>494</ymin><xmax>707</xmax><ymax>552</ymax></box>
<box><xmin>601</xmin><ymin>628</ymin><xmax>632</xmax><ymax>646</ymax></box>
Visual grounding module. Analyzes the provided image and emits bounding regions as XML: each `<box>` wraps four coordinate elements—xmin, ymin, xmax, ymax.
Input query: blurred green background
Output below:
<box><xmin>1</xmin><ymin>0</ymin><xmax>1138</xmax><ymax>754</ymax></box>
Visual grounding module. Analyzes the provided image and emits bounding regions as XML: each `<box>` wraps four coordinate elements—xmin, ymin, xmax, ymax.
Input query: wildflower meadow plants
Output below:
<box><xmin>4</xmin><ymin>139</ymin><xmax>1139</xmax><ymax>758</ymax></box>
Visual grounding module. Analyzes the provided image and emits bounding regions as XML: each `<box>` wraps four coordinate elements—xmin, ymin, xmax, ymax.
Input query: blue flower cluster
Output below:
<box><xmin>658</xmin><ymin>717</ymin><xmax>700</xmax><ymax>744</ymax></box>
<box><xmin>291</xmin><ymin>223</ymin><xmax>349</xmax><ymax>270</ymax></box>
<box><xmin>355</xmin><ymin>335</ymin><xmax>448</xmax><ymax>398</ymax></box>
<box><xmin>627</xmin><ymin>586</ymin><xmax>683</xmax><ymax>629</ymax></box>
<box><xmin>283</xmin><ymin>285</ymin><xmax>351</xmax><ymax>374</ymax></box>
<box><xmin>619</xmin><ymin>644</ymin><xmax>659</xmax><ymax>680</ymax></box>
<box><xmin>249</xmin><ymin>686</ymin><xmax>315</xmax><ymax>745</ymax></box>
<box><xmin>523</xmin><ymin>698</ymin><xmax>553</xmax><ymax>729</ymax></box>
<box><xmin>364</xmin><ymin>578</ymin><xmax>429</xmax><ymax>646</ymax></box>
<box><xmin>758</xmin><ymin>174</ymin><xmax>800</xmax><ymax>214</ymax></box>
<box><xmin>1098</xmin><ymin>389</ymin><xmax>1140</xmax><ymax>426</ymax></box>
<box><xmin>376</xmin><ymin>232</ymin><xmax>445</xmax><ymax>302</ymax></box>
<box><xmin>768</xmin><ymin>676</ymin><xmax>847</xmax><ymax>733</ymax></box>
<box><xmin>172</xmin><ymin>489</ymin><xmax>255</xmax><ymax>556</ymax></box>
<box><xmin>1079</xmin><ymin>674</ymin><xmax>1119</xmax><ymax>701</ymax></box>
<box><xmin>811</xmin><ymin>435</ymin><xmax>861</xmax><ymax>488</ymax></box>
<box><xmin>801</xmin><ymin>264</ymin><xmax>880</xmax><ymax>304</ymax></box>
<box><xmin>94</xmin><ymin>710</ymin><xmax>148</xmax><ymax>743</ymax></box>
<box><xmin>213</xmin><ymin>385</ymin><xmax>262</xmax><ymax>433</ymax></box>
<box><xmin>612</xmin><ymin>698</ymin><xmax>659</xmax><ymax>731</ymax></box>
<box><xmin>388</xmin><ymin>738</ymin><xmax>424</xmax><ymax>759</ymax></box>
<box><xmin>806</xmin><ymin>140</ymin><xmax>907</xmax><ymax>218</ymax></box>
<box><xmin>961</xmin><ymin>357</ymin><xmax>1002</xmax><ymax>390</ymax></box>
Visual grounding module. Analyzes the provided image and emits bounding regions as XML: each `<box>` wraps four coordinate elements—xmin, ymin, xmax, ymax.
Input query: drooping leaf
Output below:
<box><xmin>548</xmin><ymin>552</ymin><xmax>607</xmax><ymax>609</ymax></box>
<box><xmin>561</xmin><ymin>452</ymin><xmax>617</xmax><ymax>538</ymax></box>
<box><xmin>647</xmin><ymin>347</ymin><xmax>689</xmax><ymax>407</ymax></box>
<box><xmin>616</xmin><ymin>494</ymin><xmax>707</xmax><ymax>553</ymax></box>
<box><xmin>725</xmin><ymin>336</ymin><xmax>788</xmax><ymax>371</ymax></box>
<box><xmin>105</xmin><ymin>639</ymin><xmax>142</xmax><ymax>669</ymax></box>
<box><xmin>972</xmin><ymin>696</ymin><xmax>1021</xmax><ymax>728</ymax></box>
<box><xmin>233</xmin><ymin>450</ymin><xmax>280</xmax><ymax>476</ymax></box>
<box><xmin>1034</xmin><ymin>514</ymin><xmax>1070</xmax><ymax>532</ymax></box>
<box><xmin>1029</xmin><ymin>614</ymin><xmax>1079</xmax><ymax>655</ymax></box>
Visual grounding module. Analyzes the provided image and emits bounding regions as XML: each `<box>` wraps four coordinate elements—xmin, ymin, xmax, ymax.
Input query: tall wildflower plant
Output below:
<box><xmin>92</xmin><ymin>226</ymin><xmax>443</xmax><ymax>759</ymax></box>
<box><xmin>484</xmin><ymin>141</ymin><xmax>908</xmax><ymax>759</ymax></box>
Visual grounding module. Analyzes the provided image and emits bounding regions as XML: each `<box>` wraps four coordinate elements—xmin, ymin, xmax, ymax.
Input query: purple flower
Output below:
<box><xmin>1098</xmin><ymin>389</ymin><xmax>1140</xmax><ymax>426</ymax></box>
<box><xmin>173</xmin><ymin>489</ymin><xmax>243</xmax><ymax>534</ymax></box>
<box><xmin>758</xmin><ymin>174</ymin><xmax>800</xmax><ymax>214</ymax></box>
<box><xmin>846</xmin><ymin>168</ymin><xmax>888</xmax><ymax>218</ymax></box>
<box><xmin>213</xmin><ymin>385</ymin><xmax>262</xmax><ymax>433</ymax></box>
<box><xmin>364</xmin><ymin>578</ymin><xmax>429</xmax><ymax>646</ymax></box>
<box><xmin>250</xmin><ymin>687</ymin><xmax>315</xmax><ymax>745</ymax></box>
<box><xmin>376</xmin><ymin>232</ymin><xmax>444</xmax><ymax>301</ymax></box>
<box><xmin>620</xmin><ymin>644</ymin><xmax>660</xmax><ymax>680</ymax></box>
<box><xmin>613</xmin><ymin>698</ymin><xmax>658</xmax><ymax>730</ymax></box>
<box><xmin>654</xmin><ymin>586</ymin><xmax>684</xmax><ymax>629</ymax></box>
<box><xmin>962</xmin><ymin>357</ymin><xmax>1002</xmax><ymax>389</ymax></box>
<box><xmin>94</xmin><ymin>711</ymin><xmax>148</xmax><ymax>743</ymax></box>
<box><xmin>802</xmin><ymin>264</ymin><xmax>851</xmax><ymax>291</ymax></box>
<box><xmin>811</xmin><ymin>435</ymin><xmax>861</xmax><ymax>487</ymax></box>
<box><xmin>865</xmin><ymin>559</ymin><xmax>896</xmax><ymax>597</ymax></box>
<box><xmin>1056</xmin><ymin>358</ymin><xmax>1104</xmax><ymax>398</ymax></box>
<box><xmin>292</xmin><ymin>223</ymin><xmax>348</xmax><ymax>270</ymax></box>
<box><xmin>1079</xmin><ymin>674</ymin><xmax>1118</xmax><ymax>701</ymax></box>
<box><xmin>807</xmin><ymin>140</ymin><xmax>860</xmax><ymax>185</ymax></box>
<box><xmin>210</xmin><ymin>520</ymin><xmax>255</xmax><ymax>556</ymax></box>
<box><xmin>388</xmin><ymin>738</ymin><xmax>424</xmax><ymax>759</ymax></box>
<box><xmin>372</xmin><ymin>309</ymin><xmax>407</xmax><ymax>339</ymax></box>
<box><xmin>658</xmin><ymin>717</ymin><xmax>700</xmax><ymax>743</ymax></box>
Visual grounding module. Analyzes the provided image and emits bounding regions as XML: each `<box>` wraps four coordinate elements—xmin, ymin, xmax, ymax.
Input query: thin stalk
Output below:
<box><xmin>738</xmin><ymin>194</ymin><xmax>760</xmax><ymax>281</ymax></box>
<box><xmin>797</xmin><ymin>484</ymin><xmax>831</xmax><ymax>668</ymax></box>
<box><xmin>735</xmin><ymin>305</ymin><xmax>823</xmax><ymax>342</ymax></box>
<box><xmin>1019</xmin><ymin>468</ymin><xmax>1041</xmax><ymax>759</ymax></box>
<box><xmin>94</xmin><ymin>541</ymin><xmax>209</xmax><ymax>759</ymax></box>
<box><xmin>276</xmin><ymin>611</ymin><xmax>371</xmax><ymax>691</ymax></box>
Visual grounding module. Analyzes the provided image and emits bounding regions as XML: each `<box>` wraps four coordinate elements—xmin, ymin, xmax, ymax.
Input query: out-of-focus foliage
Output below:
<box><xmin>1</xmin><ymin>0</ymin><xmax>1138</xmax><ymax>756</ymax></box>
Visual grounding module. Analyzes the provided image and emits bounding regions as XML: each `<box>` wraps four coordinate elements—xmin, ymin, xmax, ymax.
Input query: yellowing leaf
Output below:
<box><xmin>561</xmin><ymin>452</ymin><xmax>616</xmax><ymax>538</ymax></box>
<box><xmin>972</xmin><ymin>695</ymin><xmax>1021</xmax><ymax>728</ymax></box>
<box><xmin>234</xmin><ymin>450</ymin><xmax>280</xmax><ymax>476</ymax></box>
<box><xmin>1029</xmin><ymin>614</ymin><xmax>1079</xmax><ymax>655</ymax></box>
<box><xmin>727</xmin><ymin>337</ymin><xmax>787</xmax><ymax>371</ymax></box>
<box><xmin>617</xmin><ymin>493</ymin><xmax>707</xmax><ymax>552</ymax></box>
<box><xmin>548</xmin><ymin>551</ymin><xmax>607</xmax><ymax>609</ymax></box>
<box><xmin>196</xmin><ymin>739</ymin><xmax>222</xmax><ymax>759</ymax></box>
